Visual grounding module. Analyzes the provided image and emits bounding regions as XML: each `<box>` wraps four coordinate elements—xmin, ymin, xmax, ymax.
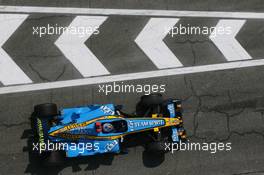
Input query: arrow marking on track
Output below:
<box><xmin>135</xmin><ymin>18</ymin><xmax>183</xmax><ymax>69</ymax></box>
<box><xmin>55</xmin><ymin>16</ymin><xmax>110</xmax><ymax>77</ymax></box>
<box><xmin>0</xmin><ymin>14</ymin><xmax>32</xmax><ymax>85</ymax></box>
<box><xmin>210</xmin><ymin>19</ymin><xmax>252</xmax><ymax>61</ymax></box>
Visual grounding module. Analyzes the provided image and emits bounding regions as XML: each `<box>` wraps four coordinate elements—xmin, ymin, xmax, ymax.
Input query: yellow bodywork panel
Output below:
<box><xmin>151</xmin><ymin>114</ymin><xmax>180</xmax><ymax>132</ymax></box>
<box><xmin>49</xmin><ymin>115</ymin><xmax>122</xmax><ymax>136</ymax></box>
<box><xmin>152</xmin><ymin>114</ymin><xmax>159</xmax><ymax>132</ymax></box>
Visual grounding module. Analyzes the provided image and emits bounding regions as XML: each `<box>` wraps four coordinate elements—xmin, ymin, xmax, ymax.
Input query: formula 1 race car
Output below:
<box><xmin>31</xmin><ymin>93</ymin><xmax>187</xmax><ymax>165</ymax></box>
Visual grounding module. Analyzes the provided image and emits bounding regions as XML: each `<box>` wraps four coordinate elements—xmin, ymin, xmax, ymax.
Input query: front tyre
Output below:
<box><xmin>145</xmin><ymin>141</ymin><xmax>167</xmax><ymax>154</ymax></box>
<box><xmin>136</xmin><ymin>93</ymin><xmax>163</xmax><ymax>117</ymax></box>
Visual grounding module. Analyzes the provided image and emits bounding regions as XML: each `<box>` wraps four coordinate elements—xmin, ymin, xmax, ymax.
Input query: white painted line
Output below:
<box><xmin>55</xmin><ymin>16</ymin><xmax>110</xmax><ymax>77</ymax></box>
<box><xmin>1</xmin><ymin>6</ymin><xmax>264</xmax><ymax>19</ymax></box>
<box><xmin>1</xmin><ymin>59</ymin><xmax>264</xmax><ymax>95</ymax></box>
<box><xmin>0</xmin><ymin>14</ymin><xmax>32</xmax><ymax>85</ymax></box>
<box><xmin>210</xmin><ymin>20</ymin><xmax>251</xmax><ymax>61</ymax></box>
<box><xmin>135</xmin><ymin>18</ymin><xmax>182</xmax><ymax>69</ymax></box>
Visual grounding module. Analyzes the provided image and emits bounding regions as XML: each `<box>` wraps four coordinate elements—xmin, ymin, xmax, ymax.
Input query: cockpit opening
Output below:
<box><xmin>101</xmin><ymin>120</ymin><xmax>128</xmax><ymax>133</ymax></box>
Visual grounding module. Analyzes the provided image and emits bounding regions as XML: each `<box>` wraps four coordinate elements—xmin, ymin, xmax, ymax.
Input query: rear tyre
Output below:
<box><xmin>33</xmin><ymin>103</ymin><xmax>58</xmax><ymax>146</ymax></box>
<box><xmin>34</xmin><ymin>103</ymin><xmax>58</xmax><ymax>118</ymax></box>
<box><xmin>42</xmin><ymin>151</ymin><xmax>66</xmax><ymax>166</ymax></box>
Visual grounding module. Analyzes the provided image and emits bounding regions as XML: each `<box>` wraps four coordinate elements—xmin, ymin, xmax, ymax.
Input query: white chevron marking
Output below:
<box><xmin>55</xmin><ymin>16</ymin><xmax>110</xmax><ymax>77</ymax></box>
<box><xmin>210</xmin><ymin>20</ymin><xmax>251</xmax><ymax>61</ymax></box>
<box><xmin>135</xmin><ymin>18</ymin><xmax>182</xmax><ymax>69</ymax></box>
<box><xmin>0</xmin><ymin>14</ymin><xmax>32</xmax><ymax>85</ymax></box>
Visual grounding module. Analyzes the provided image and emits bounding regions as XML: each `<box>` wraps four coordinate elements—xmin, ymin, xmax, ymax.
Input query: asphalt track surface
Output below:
<box><xmin>0</xmin><ymin>1</ymin><xmax>264</xmax><ymax>175</ymax></box>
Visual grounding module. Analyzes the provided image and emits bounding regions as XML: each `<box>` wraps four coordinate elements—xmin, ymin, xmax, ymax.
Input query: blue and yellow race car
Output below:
<box><xmin>31</xmin><ymin>93</ymin><xmax>186</xmax><ymax>165</ymax></box>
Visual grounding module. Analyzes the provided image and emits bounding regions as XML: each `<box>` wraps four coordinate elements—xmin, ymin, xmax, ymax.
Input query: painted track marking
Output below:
<box><xmin>1</xmin><ymin>58</ymin><xmax>264</xmax><ymax>95</ymax></box>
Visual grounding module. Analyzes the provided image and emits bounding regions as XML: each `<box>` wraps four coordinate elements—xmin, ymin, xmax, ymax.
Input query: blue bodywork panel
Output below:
<box><xmin>65</xmin><ymin>140</ymin><xmax>120</xmax><ymax>157</ymax></box>
<box><xmin>167</xmin><ymin>103</ymin><xmax>180</xmax><ymax>142</ymax></box>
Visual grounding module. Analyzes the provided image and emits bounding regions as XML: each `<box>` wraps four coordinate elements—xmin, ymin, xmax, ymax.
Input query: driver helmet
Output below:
<box><xmin>102</xmin><ymin>123</ymin><xmax>114</xmax><ymax>133</ymax></box>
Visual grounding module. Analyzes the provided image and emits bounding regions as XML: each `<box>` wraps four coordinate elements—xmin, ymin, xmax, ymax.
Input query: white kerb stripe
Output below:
<box><xmin>1</xmin><ymin>58</ymin><xmax>264</xmax><ymax>95</ymax></box>
<box><xmin>0</xmin><ymin>6</ymin><xmax>264</xmax><ymax>19</ymax></box>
